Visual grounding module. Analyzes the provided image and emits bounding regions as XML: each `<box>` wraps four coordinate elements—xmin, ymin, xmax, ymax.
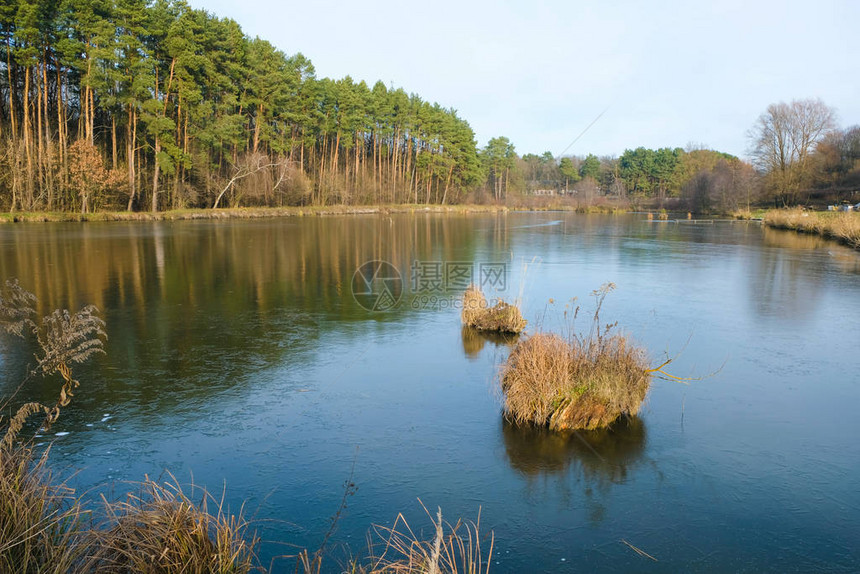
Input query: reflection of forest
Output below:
<box><xmin>502</xmin><ymin>415</ymin><xmax>647</xmax><ymax>484</ymax></box>
<box><xmin>0</xmin><ymin>215</ymin><xmax>516</xmax><ymax>314</ymax></box>
<box><xmin>0</xmin><ymin>215</ymin><xmax>513</xmax><ymax>411</ymax></box>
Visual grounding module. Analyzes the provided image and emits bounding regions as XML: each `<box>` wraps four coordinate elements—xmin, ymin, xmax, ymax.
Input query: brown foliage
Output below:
<box><xmin>68</xmin><ymin>140</ymin><xmax>127</xmax><ymax>213</ymax></box>
<box><xmin>500</xmin><ymin>284</ymin><xmax>650</xmax><ymax>431</ymax></box>
<box><xmin>764</xmin><ymin>208</ymin><xmax>860</xmax><ymax>249</ymax></box>
<box><xmin>461</xmin><ymin>286</ymin><xmax>526</xmax><ymax>335</ymax></box>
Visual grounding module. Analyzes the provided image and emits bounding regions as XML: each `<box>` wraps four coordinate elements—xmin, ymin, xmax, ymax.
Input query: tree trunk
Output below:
<box><xmin>23</xmin><ymin>66</ymin><xmax>34</xmax><ymax>209</ymax></box>
<box><xmin>127</xmin><ymin>105</ymin><xmax>136</xmax><ymax>211</ymax></box>
<box><xmin>151</xmin><ymin>136</ymin><xmax>160</xmax><ymax>212</ymax></box>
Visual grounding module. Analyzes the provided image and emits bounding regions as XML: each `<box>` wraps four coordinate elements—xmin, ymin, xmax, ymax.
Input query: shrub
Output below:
<box><xmin>499</xmin><ymin>284</ymin><xmax>650</xmax><ymax>431</ymax></box>
<box><xmin>461</xmin><ymin>286</ymin><xmax>526</xmax><ymax>335</ymax></box>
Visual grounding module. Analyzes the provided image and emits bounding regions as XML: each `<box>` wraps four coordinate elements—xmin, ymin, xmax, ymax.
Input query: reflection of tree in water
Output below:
<box><xmin>747</xmin><ymin>227</ymin><xmax>860</xmax><ymax>321</ymax></box>
<box><xmin>460</xmin><ymin>326</ymin><xmax>518</xmax><ymax>359</ymax></box>
<box><xmin>762</xmin><ymin>227</ymin><xmax>860</xmax><ymax>274</ymax></box>
<box><xmin>0</xmin><ymin>215</ymin><xmax>516</xmax><ymax>417</ymax></box>
<box><xmin>502</xmin><ymin>416</ymin><xmax>647</xmax><ymax>524</ymax></box>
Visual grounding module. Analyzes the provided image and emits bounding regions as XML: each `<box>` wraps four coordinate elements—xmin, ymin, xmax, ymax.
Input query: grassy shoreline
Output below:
<box><xmin>0</xmin><ymin>202</ymin><xmax>630</xmax><ymax>224</ymax></box>
<box><xmin>752</xmin><ymin>208</ymin><xmax>860</xmax><ymax>250</ymax></box>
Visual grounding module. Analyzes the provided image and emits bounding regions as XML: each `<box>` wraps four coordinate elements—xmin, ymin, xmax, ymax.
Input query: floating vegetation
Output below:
<box><xmin>500</xmin><ymin>284</ymin><xmax>652</xmax><ymax>431</ymax></box>
<box><xmin>461</xmin><ymin>285</ymin><xmax>526</xmax><ymax>335</ymax></box>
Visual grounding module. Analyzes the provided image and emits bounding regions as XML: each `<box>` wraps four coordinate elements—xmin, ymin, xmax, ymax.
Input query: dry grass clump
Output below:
<box><xmin>361</xmin><ymin>504</ymin><xmax>492</xmax><ymax>574</ymax></box>
<box><xmin>764</xmin><ymin>208</ymin><xmax>860</xmax><ymax>249</ymax></box>
<box><xmin>82</xmin><ymin>476</ymin><xmax>258</xmax><ymax>573</ymax></box>
<box><xmin>500</xmin><ymin>284</ymin><xmax>650</xmax><ymax>431</ymax></box>
<box><xmin>0</xmin><ymin>444</ymin><xmax>84</xmax><ymax>572</ymax></box>
<box><xmin>461</xmin><ymin>286</ymin><xmax>526</xmax><ymax>335</ymax></box>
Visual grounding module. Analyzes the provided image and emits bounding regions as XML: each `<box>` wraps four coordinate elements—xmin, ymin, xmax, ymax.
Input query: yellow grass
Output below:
<box><xmin>361</xmin><ymin>504</ymin><xmax>492</xmax><ymax>574</ymax></box>
<box><xmin>764</xmin><ymin>208</ymin><xmax>860</xmax><ymax>249</ymax></box>
<box><xmin>461</xmin><ymin>286</ymin><xmax>526</xmax><ymax>335</ymax></box>
<box><xmin>82</xmin><ymin>475</ymin><xmax>258</xmax><ymax>573</ymax></box>
<box><xmin>499</xmin><ymin>284</ymin><xmax>651</xmax><ymax>431</ymax></box>
<box><xmin>500</xmin><ymin>332</ymin><xmax>650</xmax><ymax>431</ymax></box>
<box><xmin>0</xmin><ymin>444</ymin><xmax>84</xmax><ymax>572</ymax></box>
<box><xmin>0</xmin><ymin>200</ymin><xmax>634</xmax><ymax>224</ymax></box>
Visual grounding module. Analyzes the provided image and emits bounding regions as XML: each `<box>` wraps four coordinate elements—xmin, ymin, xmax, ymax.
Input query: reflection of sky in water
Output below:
<box><xmin>1</xmin><ymin>214</ymin><xmax>859</xmax><ymax>572</ymax></box>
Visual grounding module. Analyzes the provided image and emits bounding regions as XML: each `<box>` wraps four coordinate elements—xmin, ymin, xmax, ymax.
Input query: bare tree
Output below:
<box><xmin>683</xmin><ymin>159</ymin><xmax>760</xmax><ymax>214</ymax></box>
<box><xmin>749</xmin><ymin>98</ymin><xmax>836</xmax><ymax>205</ymax></box>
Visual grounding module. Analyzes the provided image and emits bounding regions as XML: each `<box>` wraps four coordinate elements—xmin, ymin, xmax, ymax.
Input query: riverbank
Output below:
<box><xmin>748</xmin><ymin>208</ymin><xmax>860</xmax><ymax>249</ymax></box>
<box><xmin>0</xmin><ymin>203</ymin><xmax>628</xmax><ymax>223</ymax></box>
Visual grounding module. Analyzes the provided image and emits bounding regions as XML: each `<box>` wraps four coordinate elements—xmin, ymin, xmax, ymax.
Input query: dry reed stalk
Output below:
<box><xmin>363</xmin><ymin>503</ymin><xmax>492</xmax><ymax>574</ymax></box>
<box><xmin>0</xmin><ymin>444</ymin><xmax>85</xmax><ymax>572</ymax></box>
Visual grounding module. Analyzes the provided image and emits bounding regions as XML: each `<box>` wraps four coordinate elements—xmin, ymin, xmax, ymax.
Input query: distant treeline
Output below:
<box><xmin>512</xmin><ymin>146</ymin><xmax>758</xmax><ymax>213</ymax></box>
<box><xmin>1</xmin><ymin>1</ymin><xmax>857</xmax><ymax>213</ymax></box>
<box><xmin>496</xmin><ymin>97</ymin><xmax>860</xmax><ymax>212</ymax></box>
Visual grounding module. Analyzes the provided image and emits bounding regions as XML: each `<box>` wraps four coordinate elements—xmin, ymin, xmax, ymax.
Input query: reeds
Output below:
<box><xmin>499</xmin><ymin>284</ymin><xmax>650</xmax><ymax>431</ymax></box>
<box><xmin>362</xmin><ymin>504</ymin><xmax>492</xmax><ymax>574</ymax></box>
<box><xmin>461</xmin><ymin>286</ymin><xmax>526</xmax><ymax>335</ymax></box>
<box><xmin>0</xmin><ymin>444</ymin><xmax>85</xmax><ymax>572</ymax></box>
<box><xmin>81</xmin><ymin>475</ymin><xmax>258</xmax><ymax>573</ymax></box>
<box><xmin>764</xmin><ymin>208</ymin><xmax>860</xmax><ymax>249</ymax></box>
<box><xmin>0</xmin><ymin>449</ymin><xmax>261</xmax><ymax>574</ymax></box>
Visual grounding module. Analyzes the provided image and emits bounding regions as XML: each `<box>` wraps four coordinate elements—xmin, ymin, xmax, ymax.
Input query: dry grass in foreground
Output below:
<box><xmin>500</xmin><ymin>284</ymin><xmax>651</xmax><ymax>431</ymax></box>
<box><xmin>82</xmin><ymin>475</ymin><xmax>258</xmax><ymax>573</ymax></box>
<box><xmin>764</xmin><ymin>208</ymin><xmax>860</xmax><ymax>249</ymax></box>
<box><xmin>461</xmin><ymin>286</ymin><xmax>526</xmax><ymax>335</ymax></box>
<box><xmin>0</xmin><ymin>444</ymin><xmax>84</xmax><ymax>572</ymax></box>
<box><xmin>361</xmin><ymin>504</ymin><xmax>492</xmax><ymax>574</ymax></box>
<box><xmin>1</xmin><ymin>280</ymin><xmax>258</xmax><ymax>573</ymax></box>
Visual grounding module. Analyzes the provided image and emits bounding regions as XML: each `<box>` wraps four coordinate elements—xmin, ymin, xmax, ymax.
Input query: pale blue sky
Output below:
<box><xmin>188</xmin><ymin>0</ymin><xmax>859</xmax><ymax>159</ymax></box>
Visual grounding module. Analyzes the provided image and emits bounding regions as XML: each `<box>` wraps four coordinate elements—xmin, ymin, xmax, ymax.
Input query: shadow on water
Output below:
<box><xmin>502</xmin><ymin>415</ymin><xmax>648</xmax><ymax>525</ymax></box>
<box><xmin>502</xmin><ymin>415</ymin><xmax>647</xmax><ymax>482</ymax></box>
<box><xmin>460</xmin><ymin>326</ymin><xmax>519</xmax><ymax>359</ymax></box>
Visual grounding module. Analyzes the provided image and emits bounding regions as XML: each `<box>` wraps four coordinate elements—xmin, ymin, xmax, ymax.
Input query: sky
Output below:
<box><xmin>187</xmin><ymin>0</ymin><xmax>859</xmax><ymax>160</ymax></box>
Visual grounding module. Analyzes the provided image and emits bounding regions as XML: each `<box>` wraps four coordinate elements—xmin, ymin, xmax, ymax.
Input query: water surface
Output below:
<box><xmin>1</xmin><ymin>213</ymin><xmax>858</xmax><ymax>572</ymax></box>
